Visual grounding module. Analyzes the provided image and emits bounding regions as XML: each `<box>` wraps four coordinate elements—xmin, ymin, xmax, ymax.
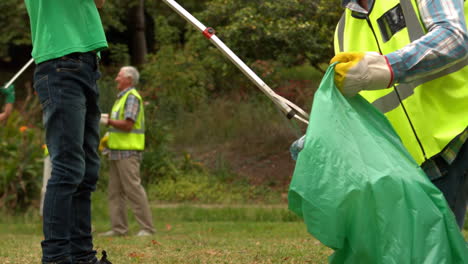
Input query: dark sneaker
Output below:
<box><xmin>96</xmin><ymin>250</ymin><xmax>112</xmax><ymax>264</ymax></box>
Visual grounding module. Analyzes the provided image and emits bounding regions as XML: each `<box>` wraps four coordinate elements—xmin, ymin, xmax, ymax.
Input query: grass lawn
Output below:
<box><xmin>0</xmin><ymin>205</ymin><xmax>332</xmax><ymax>264</ymax></box>
<box><xmin>0</xmin><ymin>222</ymin><xmax>331</xmax><ymax>264</ymax></box>
<box><xmin>0</xmin><ymin>200</ymin><xmax>466</xmax><ymax>264</ymax></box>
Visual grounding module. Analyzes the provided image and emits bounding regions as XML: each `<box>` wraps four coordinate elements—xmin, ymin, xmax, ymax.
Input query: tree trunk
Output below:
<box><xmin>131</xmin><ymin>0</ymin><xmax>147</xmax><ymax>66</ymax></box>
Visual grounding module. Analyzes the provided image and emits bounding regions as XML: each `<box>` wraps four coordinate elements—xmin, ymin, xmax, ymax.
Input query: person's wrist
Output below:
<box><xmin>382</xmin><ymin>55</ymin><xmax>394</xmax><ymax>88</ymax></box>
<box><xmin>384</xmin><ymin>52</ymin><xmax>401</xmax><ymax>85</ymax></box>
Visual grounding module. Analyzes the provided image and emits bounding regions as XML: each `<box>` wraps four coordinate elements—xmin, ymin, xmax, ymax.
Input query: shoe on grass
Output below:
<box><xmin>98</xmin><ymin>230</ymin><xmax>125</xmax><ymax>237</ymax></box>
<box><xmin>136</xmin><ymin>229</ymin><xmax>154</xmax><ymax>237</ymax></box>
<box><xmin>96</xmin><ymin>250</ymin><xmax>112</xmax><ymax>264</ymax></box>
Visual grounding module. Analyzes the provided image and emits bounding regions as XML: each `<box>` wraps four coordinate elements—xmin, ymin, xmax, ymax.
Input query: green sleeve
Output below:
<box><xmin>1</xmin><ymin>84</ymin><xmax>15</xmax><ymax>103</ymax></box>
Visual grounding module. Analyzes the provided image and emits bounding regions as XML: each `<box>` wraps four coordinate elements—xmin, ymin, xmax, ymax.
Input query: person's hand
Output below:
<box><xmin>100</xmin><ymin>113</ymin><xmax>109</xmax><ymax>125</ymax></box>
<box><xmin>330</xmin><ymin>52</ymin><xmax>393</xmax><ymax>97</ymax></box>
<box><xmin>0</xmin><ymin>84</ymin><xmax>15</xmax><ymax>103</ymax></box>
<box><xmin>290</xmin><ymin>135</ymin><xmax>306</xmax><ymax>161</ymax></box>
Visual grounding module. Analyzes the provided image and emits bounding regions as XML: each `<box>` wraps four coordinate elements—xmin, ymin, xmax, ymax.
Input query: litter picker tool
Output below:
<box><xmin>162</xmin><ymin>0</ymin><xmax>309</xmax><ymax>125</ymax></box>
<box><xmin>3</xmin><ymin>58</ymin><xmax>34</xmax><ymax>89</ymax></box>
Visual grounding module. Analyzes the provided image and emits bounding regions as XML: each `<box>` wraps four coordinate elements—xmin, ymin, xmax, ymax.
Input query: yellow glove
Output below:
<box><xmin>330</xmin><ymin>52</ymin><xmax>393</xmax><ymax>97</ymax></box>
<box><xmin>99</xmin><ymin>132</ymin><xmax>109</xmax><ymax>152</ymax></box>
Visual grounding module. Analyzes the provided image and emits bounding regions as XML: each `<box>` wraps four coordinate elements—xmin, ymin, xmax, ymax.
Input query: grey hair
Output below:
<box><xmin>120</xmin><ymin>66</ymin><xmax>140</xmax><ymax>86</ymax></box>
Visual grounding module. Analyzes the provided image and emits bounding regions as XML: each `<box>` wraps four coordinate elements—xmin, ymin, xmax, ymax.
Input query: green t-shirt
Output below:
<box><xmin>25</xmin><ymin>0</ymin><xmax>108</xmax><ymax>63</ymax></box>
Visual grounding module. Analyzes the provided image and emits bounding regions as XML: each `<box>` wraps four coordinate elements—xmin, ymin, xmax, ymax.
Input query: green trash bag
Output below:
<box><xmin>288</xmin><ymin>65</ymin><xmax>468</xmax><ymax>263</ymax></box>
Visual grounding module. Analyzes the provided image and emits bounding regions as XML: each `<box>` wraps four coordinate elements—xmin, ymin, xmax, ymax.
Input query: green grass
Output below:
<box><xmin>1</xmin><ymin>202</ymin><xmax>467</xmax><ymax>263</ymax></box>
<box><xmin>0</xmin><ymin>204</ymin><xmax>332</xmax><ymax>264</ymax></box>
<box><xmin>0</xmin><ymin>221</ymin><xmax>331</xmax><ymax>264</ymax></box>
<box><xmin>145</xmin><ymin>173</ymin><xmax>286</xmax><ymax>205</ymax></box>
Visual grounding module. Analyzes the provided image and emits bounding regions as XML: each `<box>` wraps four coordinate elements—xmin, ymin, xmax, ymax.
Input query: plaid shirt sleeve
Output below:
<box><xmin>386</xmin><ymin>0</ymin><xmax>468</xmax><ymax>83</ymax></box>
<box><xmin>123</xmin><ymin>94</ymin><xmax>140</xmax><ymax>122</ymax></box>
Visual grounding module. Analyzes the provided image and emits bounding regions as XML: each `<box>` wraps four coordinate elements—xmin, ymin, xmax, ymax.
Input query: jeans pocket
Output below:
<box><xmin>34</xmin><ymin>74</ymin><xmax>50</xmax><ymax>109</ymax></box>
<box><xmin>57</xmin><ymin>56</ymin><xmax>82</xmax><ymax>72</ymax></box>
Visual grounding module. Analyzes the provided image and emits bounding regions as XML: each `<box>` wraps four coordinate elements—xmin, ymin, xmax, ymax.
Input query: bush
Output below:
<box><xmin>0</xmin><ymin>111</ymin><xmax>43</xmax><ymax>212</ymax></box>
<box><xmin>140</xmin><ymin>102</ymin><xmax>181</xmax><ymax>185</ymax></box>
<box><xmin>141</xmin><ymin>45</ymin><xmax>211</xmax><ymax>115</ymax></box>
<box><xmin>147</xmin><ymin>171</ymin><xmax>283</xmax><ymax>204</ymax></box>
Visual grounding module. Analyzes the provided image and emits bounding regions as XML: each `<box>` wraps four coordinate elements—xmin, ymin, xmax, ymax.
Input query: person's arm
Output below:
<box><xmin>94</xmin><ymin>0</ymin><xmax>106</xmax><ymax>8</ymax></box>
<box><xmin>386</xmin><ymin>0</ymin><xmax>468</xmax><ymax>84</ymax></box>
<box><xmin>0</xmin><ymin>103</ymin><xmax>13</xmax><ymax>121</ymax></box>
<box><xmin>108</xmin><ymin>94</ymin><xmax>140</xmax><ymax>132</ymax></box>
<box><xmin>108</xmin><ymin>118</ymin><xmax>134</xmax><ymax>132</ymax></box>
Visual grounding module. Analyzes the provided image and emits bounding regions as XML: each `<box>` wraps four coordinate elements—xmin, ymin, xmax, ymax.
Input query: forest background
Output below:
<box><xmin>0</xmin><ymin>0</ymin><xmax>343</xmax><ymax>212</ymax></box>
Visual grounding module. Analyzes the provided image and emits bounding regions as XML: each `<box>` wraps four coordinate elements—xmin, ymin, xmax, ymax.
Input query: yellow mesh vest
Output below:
<box><xmin>334</xmin><ymin>0</ymin><xmax>468</xmax><ymax>164</ymax></box>
<box><xmin>108</xmin><ymin>89</ymin><xmax>145</xmax><ymax>150</ymax></box>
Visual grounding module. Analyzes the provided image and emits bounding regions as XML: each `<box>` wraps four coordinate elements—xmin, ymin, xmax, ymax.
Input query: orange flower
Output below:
<box><xmin>19</xmin><ymin>126</ymin><xmax>28</xmax><ymax>133</ymax></box>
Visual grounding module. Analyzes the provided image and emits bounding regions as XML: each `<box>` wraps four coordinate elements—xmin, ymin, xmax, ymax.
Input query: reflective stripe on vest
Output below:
<box><xmin>334</xmin><ymin>0</ymin><xmax>468</xmax><ymax>164</ymax></box>
<box><xmin>108</xmin><ymin>88</ymin><xmax>145</xmax><ymax>150</ymax></box>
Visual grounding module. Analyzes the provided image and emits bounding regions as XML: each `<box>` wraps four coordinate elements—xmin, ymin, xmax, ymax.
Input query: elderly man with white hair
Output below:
<box><xmin>99</xmin><ymin>66</ymin><xmax>155</xmax><ymax>237</ymax></box>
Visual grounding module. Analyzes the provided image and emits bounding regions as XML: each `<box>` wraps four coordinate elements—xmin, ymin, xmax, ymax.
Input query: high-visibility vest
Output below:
<box><xmin>334</xmin><ymin>0</ymin><xmax>468</xmax><ymax>165</ymax></box>
<box><xmin>108</xmin><ymin>88</ymin><xmax>145</xmax><ymax>150</ymax></box>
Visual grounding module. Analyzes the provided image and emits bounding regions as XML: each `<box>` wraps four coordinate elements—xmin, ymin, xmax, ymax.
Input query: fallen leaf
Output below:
<box><xmin>151</xmin><ymin>240</ymin><xmax>162</xmax><ymax>246</ymax></box>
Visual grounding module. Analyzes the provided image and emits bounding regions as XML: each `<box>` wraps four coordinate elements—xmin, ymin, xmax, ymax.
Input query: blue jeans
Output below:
<box><xmin>34</xmin><ymin>52</ymin><xmax>101</xmax><ymax>264</ymax></box>
<box><xmin>431</xmin><ymin>140</ymin><xmax>468</xmax><ymax>230</ymax></box>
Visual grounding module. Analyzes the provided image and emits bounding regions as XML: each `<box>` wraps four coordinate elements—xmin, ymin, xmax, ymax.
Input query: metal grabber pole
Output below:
<box><xmin>3</xmin><ymin>58</ymin><xmax>34</xmax><ymax>89</ymax></box>
<box><xmin>162</xmin><ymin>0</ymin><xmax>309</xmax><ymax>125</ymax></box>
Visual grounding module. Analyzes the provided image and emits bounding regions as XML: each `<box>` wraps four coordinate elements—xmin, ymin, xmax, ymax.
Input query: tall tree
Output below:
<box><xmin>130</xmin><ymin>0</ymin><xmax>148</xmax><ymax>65</ymax></box>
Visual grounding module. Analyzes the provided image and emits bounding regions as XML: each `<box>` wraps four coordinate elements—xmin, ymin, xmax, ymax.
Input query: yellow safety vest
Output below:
<box><xmin>108</xmin><ymin>88</ymin><xmax>145</xmax><ymax>150</ymax></box>
<box><xmin>334</xmin><ymin>0</ymin><xmax>468</xmax><ymax>164</ymax></box>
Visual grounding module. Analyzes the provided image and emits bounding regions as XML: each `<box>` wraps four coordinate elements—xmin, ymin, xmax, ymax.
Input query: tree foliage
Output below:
<box><xmin>189</xmin><ymin>0</ymin><xmax>343</xmax><ymax>71</ymax></box>
<box><xmin>0</xmin><ymin>1</ymin><xmax>30</xmax><ymax>60</ymax></box>
<box><xmin>1</xmin><ymin>0</ymin><xmax>342</xmax><ymax>68</ymax></box>
<box><xmin>142</xmin><ymin>0</ymin><xmax>343</xmax><ymax>102</ymax></box>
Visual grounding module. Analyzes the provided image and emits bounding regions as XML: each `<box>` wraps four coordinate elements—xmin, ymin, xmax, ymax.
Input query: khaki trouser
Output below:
<box><xmin>108</xmin><ymin>156</ymin><xmax>154</xmax><ymax>234</ymax></box>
